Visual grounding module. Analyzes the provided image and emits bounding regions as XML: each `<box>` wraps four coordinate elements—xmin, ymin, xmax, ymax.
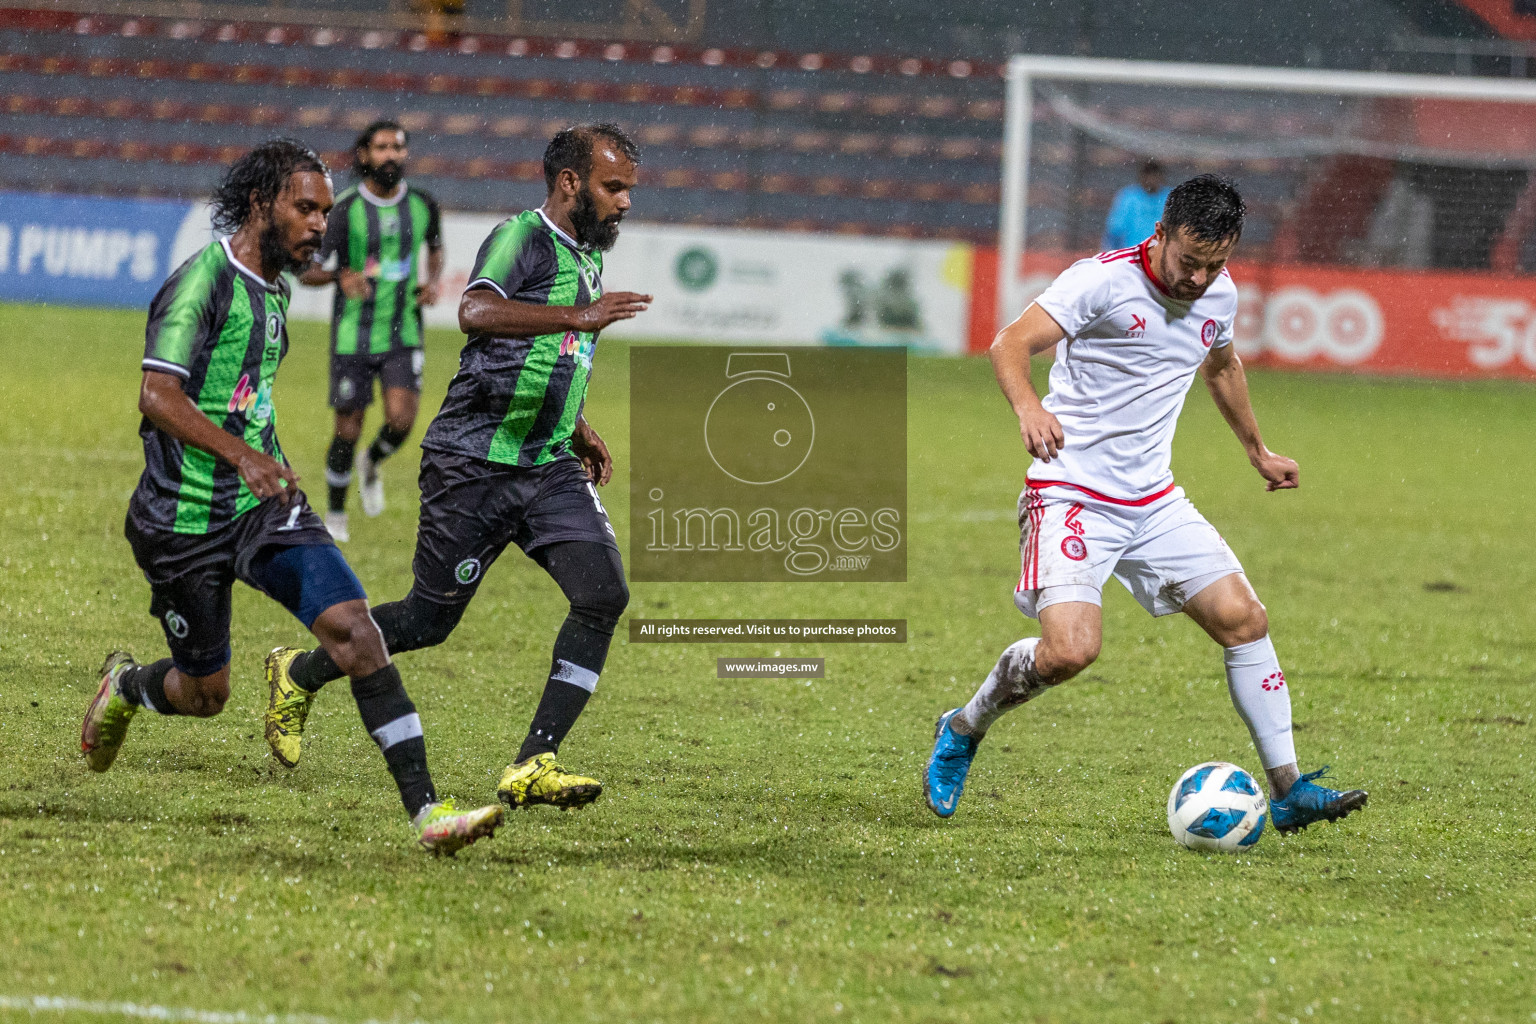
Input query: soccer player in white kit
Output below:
<box><xmin>924</xmin><ymin>175</ymin><xmax>1367</xmax><ymax>834</ymax></box>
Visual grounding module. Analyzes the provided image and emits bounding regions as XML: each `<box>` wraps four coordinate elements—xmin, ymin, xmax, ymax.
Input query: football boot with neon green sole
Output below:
<box><xmin>413</xmin><ymin>799</ymin><xmax>505</xmax><ymax>855</ymax></box>
<box><xmin>264</xmin><ymin>646</ymin><xmax>316</xmax><ymax>768</ymax></box>
<box><xmin>497</xmin><ymin>752</ymin><xmax>603</xmax><ymax>810</ymax></box>
<box><xmin>81</xmin><ymin>652</ymin><xmax>139</xmax><ymax>773</ymax></box>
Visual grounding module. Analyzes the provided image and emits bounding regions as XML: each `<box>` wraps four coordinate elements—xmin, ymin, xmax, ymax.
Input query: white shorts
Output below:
<box><xmin>1014</xmin><ymin>482</ymin><xmax>1244</xmax><ymax>619</ymax></box>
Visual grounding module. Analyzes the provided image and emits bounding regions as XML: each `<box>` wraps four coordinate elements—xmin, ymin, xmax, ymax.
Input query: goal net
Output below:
<box><xmin>996</xmin><ymin>57</ymin><xmax>1536</xmax><ymax>378</ymax></box>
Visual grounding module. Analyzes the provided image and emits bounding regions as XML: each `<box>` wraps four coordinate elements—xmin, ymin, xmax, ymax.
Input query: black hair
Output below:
<box><xmin>542</xmin><ymin>122</ymin><xmax>640</xmax><ymax>192</ymax></box>
<box><xmin>353</xmin><ymin>119</ymin><xmax>407</xmax><ymax>175</ymax></box>
<box><xmin>210</xmin><ymin>138</ymin><xmax>329</xmax><ymax>234</ymax></box>
<box><xmin>1161</xmin><ymin>173</ymin><xmax>1245</xmax><ymax>245</ymax></box>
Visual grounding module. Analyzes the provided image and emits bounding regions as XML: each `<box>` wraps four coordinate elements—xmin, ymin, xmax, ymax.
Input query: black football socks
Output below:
<box><xmin>516</xmin><ymin>541</ymin><xmax>628</xmax><ymax>762</ymax></box>
<box><xmin>325</xmin><ymin>435</ymin><xmax>356</xmax><ymax>514</ymax></box>
<box><xmin>351</xmin><ymin>664</ymin><xmax>436</xmax><ymax>818</ymax></box>
<box><xmin>515</xmin><ymin>622</ymin><xmax>608</xmax><ymax>762</ymax></box>
<box><xmin>118</xmin><ymin>658</ymin><xmax>178</xmax><ymax>715</ymax></box>
<box><xmin>366</xmin><ymin>423</ymin><xmax>411</xmax><ymax>467</ymax></box>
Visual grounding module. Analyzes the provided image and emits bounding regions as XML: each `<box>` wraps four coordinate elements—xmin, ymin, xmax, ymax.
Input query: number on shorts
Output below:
<box><xmin>278</xmin><ymin>502</ymin><xmax>305</xmax><ymax>532</ymax></box>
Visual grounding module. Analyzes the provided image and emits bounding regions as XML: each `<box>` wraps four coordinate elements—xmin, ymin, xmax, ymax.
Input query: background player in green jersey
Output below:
<box><xmin>80</xmin><ymin>138</ymin><xmax>501</xmax><ymax>855</ymax></box>
<box><xmin>301</xmin><ymin>120</ymin><xmax>444</xmax><ymax>542</ymax></box>
<box><xmin>265</xmin><ymin>124</ymin><xmax>651</xmax><ymax>813</ymax></box>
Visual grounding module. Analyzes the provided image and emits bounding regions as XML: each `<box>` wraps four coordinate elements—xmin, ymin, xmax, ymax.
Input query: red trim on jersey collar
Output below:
<box><xmin>1025</xmin><ymin>478</ymin><xmax>1177</xmax><ymax>507</ymax></box>
<box><xmin>1096</xmin><ymin>244</ymin><xmax>1140</xmax><ymax>262</ymax></box>
<box><xmin>1137</xmin><ymin>238</ymin><xmax>1172</xmax><ymax>296</ymax></box>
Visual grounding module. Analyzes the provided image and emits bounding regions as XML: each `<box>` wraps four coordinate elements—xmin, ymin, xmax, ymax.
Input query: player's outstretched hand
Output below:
<box><xmin>572</xmin><ymin>420</ymin><xmax>614</xmax><ymax>486</ymax></box>
<box><xmin>573</xmin><ymin>292</ymin><xmax>652</xmax><ymax>332</ymax></box>
<box><xmin>1253</xmin><ymin>449</ymin><xmax>1299</xmax><ymax>491</ymax></box>
<box><xmin>1019</xmin><ymin>407</ymin><xmax>1065</xmax><ymax>463</ymax></box>
<box><xmin>416</xmin><ymin>280</ymin><xmax>441</xmax><ymax>306</ymax></box>
<box><xmin>338</xmin><ymin>268</ymin><xmax>374</xmax><ymax>301</ymax></box>
<box><xmin>237</xmin><ymin>450</ymin><xmax>300</xmax><ymax>504</ymax></box>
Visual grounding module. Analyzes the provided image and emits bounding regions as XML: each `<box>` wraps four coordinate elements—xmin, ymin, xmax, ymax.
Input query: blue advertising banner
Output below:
<box><xmin>0</xmin><ymin>191</ymin><xmax>197</xmax><ymax>308</ymax></box>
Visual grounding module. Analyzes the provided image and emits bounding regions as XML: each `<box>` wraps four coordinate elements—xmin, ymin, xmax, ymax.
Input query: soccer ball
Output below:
<box><xmin>1166</xmin><ymin>761</ymin><xmax>1267</xmax><ymax>852</ymax></box>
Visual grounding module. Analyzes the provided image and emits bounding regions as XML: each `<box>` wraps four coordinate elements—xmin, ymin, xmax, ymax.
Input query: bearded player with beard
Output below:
<box><xmin>265</xmin><ymin>124</ymin><xmax>651</xmax><ymax>813</ymax></box>
<box><xmin>302</xmin><ymin>120</ymin><xmax>444</xmax><ymax>542</ymax></box>
<box><xmin>81</xmin><ymin>140</ymin><xmax>504</xmax><ymax>854</ymax></box>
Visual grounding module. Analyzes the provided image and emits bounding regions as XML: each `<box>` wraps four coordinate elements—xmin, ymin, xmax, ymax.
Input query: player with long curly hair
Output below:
<box><xmin>79</xmin><ymin>138</ymin><xmax>503</xmax><ymax>855</ymax></box>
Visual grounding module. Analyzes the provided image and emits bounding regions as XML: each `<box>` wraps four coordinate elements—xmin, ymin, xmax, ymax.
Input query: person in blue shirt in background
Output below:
<box><xmin>1102</xmin><ymin>158</ymin><xmax>1171</xmax><ymax>251</ymax></box>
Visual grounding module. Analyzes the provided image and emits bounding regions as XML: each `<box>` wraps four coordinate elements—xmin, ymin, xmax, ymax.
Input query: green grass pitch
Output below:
<box><xmin>1</xmin><ymin>301</ymin><xmax>1534</xmax><ymax>1023</ymax></box>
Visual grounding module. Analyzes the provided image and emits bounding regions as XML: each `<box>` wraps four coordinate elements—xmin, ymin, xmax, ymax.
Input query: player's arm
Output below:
<box><xmin>571</xmin><ymin>414</ymin><xmax>613</xmax><ymax>486</ymax></box>
<box><xmin>417</xmin><ymin>198</ymin><xmax>445</xmax><ymax>306</ymax></box>
<box><xmin>138</xmin><ymin>372</ymin><xmax>299</xmax><ymax>503</ymax></box>
<box><xmin>300</xmin><ymin>263</ymin><xmax>371</xmax><ymax>299</ymax></box>
<box><xmin>458</xmin><ymin>287</ymin><xmax>652</xmax><ymax>336</ymax></box>
<box><xmin>1199</xmin><ymin>341</ymin><xmax>1298</xmax><ymax>491</ymax></box>
<box><xmin>989</xmin><ymin>303</ymin><xmax>1068</xmax><ymax>462</ymax></box>
<box><xmin>460</xmin><ymin>222</ymin><xmax>651</xmax><ymax>334</ymax></box>
<box><xmin>417</xmin><ymin>242</ymin><xmax>445</xmax><ymax>306</ymax></box>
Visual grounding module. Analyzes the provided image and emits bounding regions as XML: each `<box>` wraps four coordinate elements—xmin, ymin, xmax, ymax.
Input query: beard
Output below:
<box><xmin>260</xmin><ymin>218</ymin><xmax>319</xmax><ymax>276</ymax></box>
<box><xmin>569</xmin><ymin>185</ymin><xmax>623</xmax><ymax>252</ymax></box>
<box><xmin>366</xmin><ymin>160</ymin><xmax>403</xmax><ymax>191</ymax></box>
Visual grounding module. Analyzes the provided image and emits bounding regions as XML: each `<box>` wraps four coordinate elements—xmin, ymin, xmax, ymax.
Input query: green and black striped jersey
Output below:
<box><xmin>421</xmin><ymin>209</ymin><xmax>603</xmax><ymax>468</ymax></box>
<box><xmin>318</xmin><ymin>181</ymin><xmax>442</xmax><ymax>355</ymax></box>
<box><xmin>129</xmin><ymin>239</ymin><xmax>290</xmax><ymax>535</ymax></box>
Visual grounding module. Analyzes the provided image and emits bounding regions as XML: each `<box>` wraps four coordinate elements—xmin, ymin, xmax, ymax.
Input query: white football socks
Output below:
<box><xmin>1223</xmin><ymin>634</ymin><xmax>1296</xmax><ymax>770</ymax></box>
<box><xmin>955</xmin><ymin>637</ymin><xmax>1045</xmax><ymax>738</ymax></box>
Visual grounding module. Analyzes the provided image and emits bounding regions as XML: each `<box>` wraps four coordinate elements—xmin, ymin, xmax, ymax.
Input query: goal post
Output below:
<box><xmin>996</xmin><ymin>55</ymin><xmax>1536</xmax><ymax>332</ymax></box>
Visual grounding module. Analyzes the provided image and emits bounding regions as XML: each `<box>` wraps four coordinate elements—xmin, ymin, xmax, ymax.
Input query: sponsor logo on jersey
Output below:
<box><xmin>560</xmin><ymin>330</ymin><xmax>595</xmax><ymax>369</ymax></box>
<box><xmin>1128</xmin><ymin>313</ymin><xmax>1147</xmax><ymax>338</ymax></box>
<box><xmin>1061</xmin><ymin>535</ymin><xmax>1088</xmax><ymax>561</ymax></box>
<box><xmin>1201</xmin><ymin>318</ymin><xmax>1218</xmax><ymax>348</ymax></box>
<box><xmin>229</xmin><ymin>374</ymin><xmax>257</xmax><ymax>414</ymax></box>
<box><xmin>454</xmin><ymin>558</ymin><xmax>482</xmax><ymax>585</ymax></box>
<box><xmin>228</xmin><ymin>374</ymin><xmax>274</xmax><ymax>424</ymax></box>
<box><xmin>362</xmin><ymin>256</ymin><xmax>414</xmax><ymax>284</ymax></box>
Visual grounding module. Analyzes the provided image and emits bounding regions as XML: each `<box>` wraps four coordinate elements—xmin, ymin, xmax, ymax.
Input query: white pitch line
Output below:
<box><xmin>0</xmin><ymin>995</ymin><xmax>430</xmax><ymax>1024</ymax></box>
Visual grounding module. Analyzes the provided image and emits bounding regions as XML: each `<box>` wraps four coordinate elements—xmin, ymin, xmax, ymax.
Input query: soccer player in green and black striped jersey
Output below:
<box><xmin>269</xmin><ymin>124</ymin><xmax>652</xmax><ymax>812</ymax></box>
<box><xmin>301</xmin><ymin>120</ymin><xmax>443</xmax><ymax>542</ymax></box>
<box><xmin>80</xmin><ymin>138</ymin><xmax>501</xmax><ymax>854</ymax></box>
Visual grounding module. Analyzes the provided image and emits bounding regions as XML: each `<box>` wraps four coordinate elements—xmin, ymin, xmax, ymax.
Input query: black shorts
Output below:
<box><xmin>330</xmin><ymin>347</ymin><xmax>424</xmax><ymax>412</ymax></box>
<box><xmin>124</xmin><ymin>490</ymin><xmax>344</xmax><ymax>675</ymax></box>
<box><xmin>411</xmin><ymin>449</ymin><xmax>619</xmax><ymax>605</ymax></box>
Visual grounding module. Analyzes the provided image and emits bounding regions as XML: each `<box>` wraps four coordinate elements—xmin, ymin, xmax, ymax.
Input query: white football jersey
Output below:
<box><xmin>1027</xmin><ymin>239</ymin><xmax>1237</xmax><ymax>503</ymax></box>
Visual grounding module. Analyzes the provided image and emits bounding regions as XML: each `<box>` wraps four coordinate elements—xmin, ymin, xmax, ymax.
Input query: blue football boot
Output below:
<box><xmin>1270</xmin><ymin>767</ymin><xmax>1368</xmax><ymax>834</ymax></box>
<box><xmin>924</xmin><ymin>709</ymin><xmax>980</xmax><ymax>818</ymax></box>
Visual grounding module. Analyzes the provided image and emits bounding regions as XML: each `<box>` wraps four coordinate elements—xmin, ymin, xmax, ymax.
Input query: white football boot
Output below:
<box><xmin>356</xmin><ymin>446</ymin><xmax>385</xmax><ymax>518</ymax></box>
<box><xmin>323</xmin><ymin>510</ymin><xmax>350</xmax><ymax>542</ymax></box>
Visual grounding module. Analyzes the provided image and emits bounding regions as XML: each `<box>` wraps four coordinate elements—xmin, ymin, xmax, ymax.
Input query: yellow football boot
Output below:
<box><xmin>81</xmin><ymin>652</ymin><xmax>139</xmax><ymax>773</ymax></box>
<box><xmin>264</xmin><ymin>646</ymin><xmax>315</xmax><ymax>768</ymax></box>
<box><xmin>496</xmin><ymin>752</ymin><xmax>603</xmax><ymax>810</ymax></box>
<box><xmin>414</xmin><ymin>799</ymin><xmax>505</xmax><ymax>856</ymax></box>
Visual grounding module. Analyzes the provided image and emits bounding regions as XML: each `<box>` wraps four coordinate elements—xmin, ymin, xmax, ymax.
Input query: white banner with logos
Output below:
<box><xmin>176</xmin><ymin>208</ymin><xmax>974</xmax><ymax>353</ymax></box>
<box><xmin>600</xmin><ymin>223</ymin><xmax>974</xmax><ymax>353</ymax></box>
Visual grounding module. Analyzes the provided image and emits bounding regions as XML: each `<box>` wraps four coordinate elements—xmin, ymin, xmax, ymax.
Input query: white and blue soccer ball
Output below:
<box><xmin>1167</xmin><ymin>761</ymin><xmax>1267</xmax><ymax>852</ymax></box>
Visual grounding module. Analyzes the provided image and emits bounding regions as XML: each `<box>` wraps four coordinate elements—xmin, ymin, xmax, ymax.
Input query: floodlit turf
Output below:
<box><xmin>2</xmin><ymin>301</ymin><xmax>1534</xmax><ymax>1024</ymax></box>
